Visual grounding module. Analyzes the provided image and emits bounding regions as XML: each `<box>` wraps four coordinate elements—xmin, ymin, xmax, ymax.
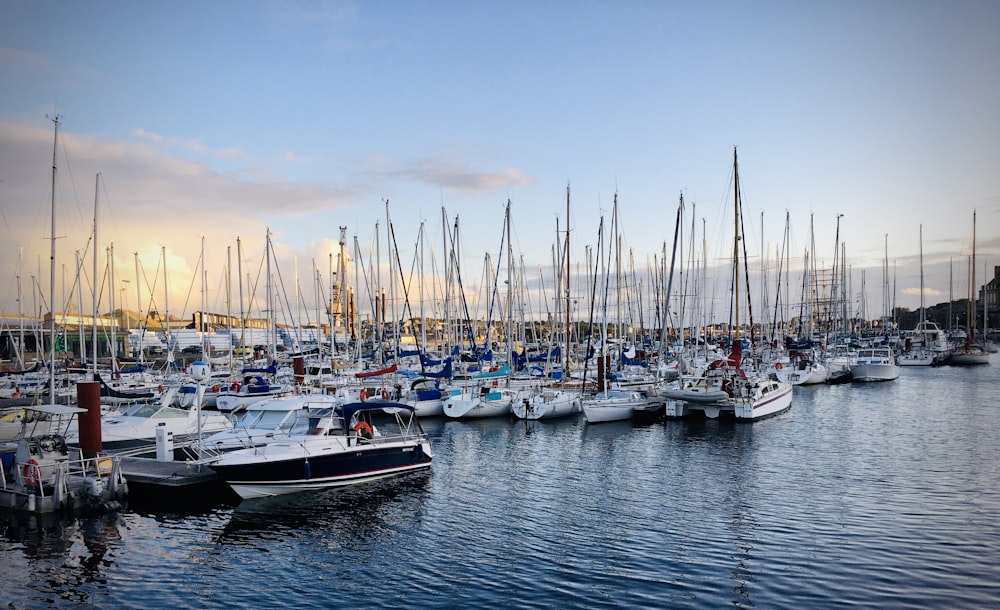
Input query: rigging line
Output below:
<box><xmin>446</xmin><ymin>217</ymin><xmax>477</xmax><ymax>350</ymax></box>
<box><xmin>481</xmin><ymin>204</ymin><xmax>509</xmax><ymax>355</ymax></box>
<box><xmin>57</xmin><ymin>127</ymin><xmax>89</xmax><ymax>239</ymax></box>
<box><xmin>177</xmin><ymin>246</ymin><xmax>202</xmax><ymax>325</ymax></box>
<box><xmin>388</xmin><ymin>218</ymin><xmax>418</xmax><ymax>346</ymax></box>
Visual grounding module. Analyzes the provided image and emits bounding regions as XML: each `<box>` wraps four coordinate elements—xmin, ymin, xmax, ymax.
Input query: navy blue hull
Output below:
<box><xmin>210</xmin><ymin>444</ymin><xmax>431</xmax><ymax>489</ymax></box>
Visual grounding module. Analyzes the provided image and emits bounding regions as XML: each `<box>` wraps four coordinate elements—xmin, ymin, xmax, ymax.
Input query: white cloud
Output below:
<box><xmin>0</xmin><ymin>119</ymin><xmax>355</xmax><ymax>317</ymax></box>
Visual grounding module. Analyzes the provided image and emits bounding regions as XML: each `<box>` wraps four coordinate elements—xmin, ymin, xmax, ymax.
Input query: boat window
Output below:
<box><xmin>156</xmin><ymin>406</ymin><xmax>192</xmax><ymax>419</ymax></box>
<box><xmin>234</xmin><ymin>411</ymin><xmax>265</xmax><ymax>430</ymax></box>
<box><xmin>122</xmin><ymin>403</ymin><xmax>161</xmax><ymax>418</ymax></box>
<box><xmin>254</xmin><ymin>411</ymin><xmax>288</xmax><ymax>431</ymax></box>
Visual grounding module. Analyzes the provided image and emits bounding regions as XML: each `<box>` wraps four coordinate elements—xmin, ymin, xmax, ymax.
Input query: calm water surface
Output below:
<box><xmin>3</xmin><ymin>364</ymin><xmax>999</xmax><ymax>608</ymax></box>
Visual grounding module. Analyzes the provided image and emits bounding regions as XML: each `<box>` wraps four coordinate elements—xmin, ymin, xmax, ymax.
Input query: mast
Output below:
<box><xmin>47</xmin><ymin>114</ymin><xmax>60</xmax><ymax>402</ymax></box>
<box><xmin>17</xmin><ymin>248</ymin><xmax>24</xmax><ymax>369</ymax></box>
<box><xmin>733</xmin><ymin>147</ymin><xmax>740</xmax><ymax>350</ymax></box>
<box><xmin>564</xmin><ymin>183</ymin><xmax>571</xmax><ymax>378</ymax></box>
<box><xmin>237</xmin><ymin>237</ymin><xmax>245</xmax><ymax>359</ymax></box>
<box><xmin>163</xmin><ymin>245</ymin><xmax>172</xmax><ymax>370</ymax></box>
<box><xmin>134</xmin><ymin>251</ymin><xmax>143</xmax><ymax>363</ymax></box>
<box><xmin>969</xmin><ymin>210</ymin><xmax>977</xmax><ymax>344</ymax></box>
<box><xmin>92</xmin><ymin>174</ymin><xmax>100</xmax><ymax>378</ymax></box>
<box><xmin>918</xmin><ymin>225</ymin><xmax>925</xmax><ymax>327</ymax></box>
<box><xmin>226</xmin><ymin>245</ymin><xmax>232</xmax><ymax>371</ymax></box>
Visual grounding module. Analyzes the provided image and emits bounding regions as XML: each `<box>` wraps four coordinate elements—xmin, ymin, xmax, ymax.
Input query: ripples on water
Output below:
<box><xmin>3</xmin><ymin>365</ymin><xmax>999</xmax><ymax>608</ymax></box>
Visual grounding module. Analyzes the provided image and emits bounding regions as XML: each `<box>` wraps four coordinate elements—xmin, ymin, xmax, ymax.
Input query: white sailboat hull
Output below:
<box><xmin>443</xmin><ymin>389</ymin><xmax>516</xmax><ymax>419</ymax></box>
<box><xmin>512</xmin><ymin>390</ymin><xmax>582</xmax><ymax>420</ymax></box>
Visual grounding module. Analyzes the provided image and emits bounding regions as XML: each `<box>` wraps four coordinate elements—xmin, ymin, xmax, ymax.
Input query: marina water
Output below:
<box><xmin>3</xmin><ymin>364</ymin><xmax>998</xmax><ymax>608</ymax></box>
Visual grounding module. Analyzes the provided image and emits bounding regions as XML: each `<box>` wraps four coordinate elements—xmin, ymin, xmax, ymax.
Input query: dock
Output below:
<box><xmin>121</xmin><ymin>456</ymin><xmax>238</xmax><ymax>509</ymax></box>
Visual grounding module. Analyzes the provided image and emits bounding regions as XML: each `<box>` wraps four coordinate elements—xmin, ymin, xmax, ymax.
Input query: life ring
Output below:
<box><xmin>230</xmin><ymin>381</ymin><xmax>241</xmax><ymax>392</ymax></box>
<box><xmin>354</xmin><ymin>421</ymin><xmax>373</xmax><ymax>439</ymax></box>
<box><xmin>360</xmin><ymin>389</ymin><xmax>369</xmax><ymax>402</ymax></box>
<box><xmin>381</xmin><ymin>388</ymin><xmax>390</xmax><ymax>400</ymax></box>
<box><xmin>211</xmin><ymin>385</ymin><xmax>220</xmax><ymax>393</ymax></box>
<box><xmin>22</xmin><ymin>459</ymin><xmax>41</xmax><ymax>488</ymax></box>
<box><xmin>775</xmin><ymin>362</ymin><xmax>783</xmax><ymax>370</ymax></box>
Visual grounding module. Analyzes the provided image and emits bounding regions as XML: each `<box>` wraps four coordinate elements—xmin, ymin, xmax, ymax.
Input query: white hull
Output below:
<box><xmin>778</xmin><ymin>363</ymin><xmax>828</xmax><ymax>385</ymax></box>
<box><xmin>950</xmin><ymin>347</ymin><xmax>990</xmax><ymax>365</ymax></box>
<box><xmin>512</xmin><ymin>390</ymin><xmax>582</xmax><ymax>420</ymax></box>
<box><xmin>733</xmin><ymin>382</ymin><xmax>793</xmax><ymax>421</ymax></box>
<box><xmin>216</xmin><ymin>388</ymin><xmax>290</xmax><ymax>413</ymax></box>
<box><xmin>408</xmin><ymin>399</ymin><xmax>445</xmax><ymax>417</ymax></box>
<box><xmin>582</xmin><ymin>391</ymin><xmax>640</xmax><ymax>423</ymax></box>
<box><xmin>229</xmin><ymin>460</ymin><xmax>431</xmax><ymax>499</ymax></box>
<box><xmin>898</xmin><ymin>351</ymin><xmax>935</xmax><ymax>366</ymax></box>
<box><xmin>851</xmin><ymin>348</ymin><xmax>900</xmax><ymax>382</ymax></box>
<box><xmin>850</xmin><ymin>363</ymin><xmax>900</xmax><ymax>382</ymax></box>
<box><xmin>665</xmin><ymin>376</ymin><xmax>792</xmax><ymax>422</ymax></box>
<box><xmin>444</xmin><ymin>389</ymin><xmax>516</xmax><ymax>419</ymax></box>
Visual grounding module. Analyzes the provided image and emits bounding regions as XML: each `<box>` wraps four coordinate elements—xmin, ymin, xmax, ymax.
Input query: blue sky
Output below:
<box><xmin>1</xmin><ymin>0</ymin><xmax>998</xmax><ymax>326</ymax></box>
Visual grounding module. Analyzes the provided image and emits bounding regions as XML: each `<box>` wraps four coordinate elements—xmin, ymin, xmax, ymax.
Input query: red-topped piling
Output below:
<box><xmin>77</xmin><ymin>381</ymin><xmax>102</xmax><ymax>457</ymax></box>
<box><xmin>293</xmin><ymin>356</ymin><xmax>305</xmax><ymax>385</ymax></box>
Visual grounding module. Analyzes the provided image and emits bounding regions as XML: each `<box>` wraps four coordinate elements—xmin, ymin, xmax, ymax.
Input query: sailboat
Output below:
<box><xmin>900</xmin><ymin>225</ymin><xmax>944</xmax><ymax>366</ymax></box>
<box><xmin>662</xmin><ymin>148</ymin><xmax>792</xmax><ymax>421</ymax></box>
<box><xmin>513</xmin><ymin>187</ymin><xmax>583</xmax><ymax>420</ymax></box>
<box><xmin>951</xmin><ymin>211</ymin><xmax>990</xmax><ymax>365</ymax></box>
<box><xmin>444</xmin><ymin>203</ymin><xmax>519</xmax><ymax>419</ymax></box>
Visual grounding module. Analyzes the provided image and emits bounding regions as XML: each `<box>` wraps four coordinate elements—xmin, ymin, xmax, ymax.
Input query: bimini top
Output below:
<box><xmin>339</xmin><ymin>401</ymin><xmax>415</xmax><ymax>422</ymax></box>
<box><xmin>21</xmin><ymin>404</ymin><xmax>87</xmax><ymax>416</ymax></box>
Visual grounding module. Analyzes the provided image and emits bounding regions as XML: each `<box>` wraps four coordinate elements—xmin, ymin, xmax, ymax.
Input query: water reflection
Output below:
<box><xmin>216</xmin><ymin>470</ymin><xmax>433</xmax><ymax>547</ymax></box>
<box><xmin>0</xmin><ymin>509</ymin><xmax>124</xmax><ymax>606</ymax></box>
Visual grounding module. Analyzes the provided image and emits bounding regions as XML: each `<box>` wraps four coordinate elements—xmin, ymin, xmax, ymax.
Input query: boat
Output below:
<box><xmin>64</xmin><ymin>391</ymin><xmax>234</xmax><ymax>453</ymax></box>
<box><xmin>206</xmin><ymin>401</ymin><xmax>433</xmax><ymax>499</ymax></box>
<box><xmin>215</xmin><ymin>367</ymin><xmax>290</xmax><ymax>414</ymax></box>
<box><xmin>443</xmin><ymin>385</ymin><xmax>518</xmax><ymax>419</ymax></box>
<box><xmin>201</xmin><ymin>394</ymin><xmax>340</xmax><ymax>452</ymax></box>
<box><xmin>900</xmin><ymin>226</ymin><xmax>948</xmax><ymax>366</ymax></box>
<box><xmin>777</xmin><ymin>353</ymin><xmax>829</xmax><ymax>385</ymax></box>
<box><xmin>581</xmin><ymin>389</ymin><xmax>639</xmax><ymax>423</ymax></box>
<box><xmin>0</xmin><ymin>404</ymin><xmax>127</xmax><ymax>513</ymax></box>
<box><xmin>512</xmin><ymin>387</ymin><xmax>582</xmax><ymax>420</ymax></box>
<box><xmin>661</xmin><ymin>150</ymin><xmax>792</xmax><ymax>421</ymax></box>
<box><xmin>850</xmin><ymin>346</ymin><xmax>900</xmax><ymax>382</ymax></box>
<box><xmin>951</xmin><ymin>211</ymin><xmax>991</xmax><ymax>366</ymax></box>
<box><xmin>393</xmin><ymin>377</ymin><xmax>448</xmax><ymax>417</ymax></box>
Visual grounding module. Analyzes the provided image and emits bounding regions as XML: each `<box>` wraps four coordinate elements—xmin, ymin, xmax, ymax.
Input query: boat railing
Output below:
<box><xmin>2</xmin><ymin>452</ymin><xmax>124</xmax><ymax>498</ymax></box>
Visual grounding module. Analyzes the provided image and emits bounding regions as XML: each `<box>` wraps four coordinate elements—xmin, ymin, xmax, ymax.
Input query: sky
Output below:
<box><xmin>1</xmin><ymin>0</ymin><xmax>999</xmax><ymax>330</ymax></box>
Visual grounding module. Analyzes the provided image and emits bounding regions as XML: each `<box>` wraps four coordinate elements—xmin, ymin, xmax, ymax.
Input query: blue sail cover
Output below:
<box><xmin>421</xmin><ymin>353</ymin><xmax>443</xmax><ymax>367</ymax></box>
<box><xmin>423</xmin><ymin>358</ymin><xmax>453</xmax><ymax>379</ymax></box>
<box><xmin>785</xmin><ymin>336</ymin><xmax>813</xmax><ymax>349</ymax></box>
<box><xmin>241</xmin><ymin>362</ymin><xmax>278</xmax><ymax>375</ymax></box>
<box><xmin>529</xmin><ymin>346</ymin><xmax>560</xmax><ymax>362</ymax></box>
<box><xmin>472</xmin><ymin>363</ymin><xmax>509</xmax><ymax>379</ymax></box>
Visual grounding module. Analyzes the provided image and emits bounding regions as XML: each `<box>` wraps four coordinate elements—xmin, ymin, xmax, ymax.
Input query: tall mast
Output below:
<box><xmin>237</xmin><ymin>237</ymin><xmax>245</xmax><ymax>358</ymax></box>
<box><xmin>47</xmin><ymin>114</ymin><xmax>60</xmax><ymax>401</ymax></box>
<box><xmin>134</xmin><ymin>251</ymin><xmax>143</xmax><ymax>363</ymax></box>
<box><xmin>918</xmin><ymin>225</ymin><xmax>925</xmax><ymax>326</ymax></box>
<box><xmin>92</xmin><ymin>173</ymin><xmax>100</xmax><ymax>377</ymax></box>
<box><xmin>969</xmin><ymin>210</ymin><xmax>977</xmax><ymax>344</ymax></box>
<box><xmin>163</xmin><ymin>245</ymin><xmax>171</xmax><ymax>369</ymax></box>
<box><xmin>733</xmin><ymin>147</ymin><xmax>740</xmax><ymax>345</ymax></box>
<box><xmin>565</xmin><ymin>183</ymin><xmax>571</xmax><ymax>377</ymax></box>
